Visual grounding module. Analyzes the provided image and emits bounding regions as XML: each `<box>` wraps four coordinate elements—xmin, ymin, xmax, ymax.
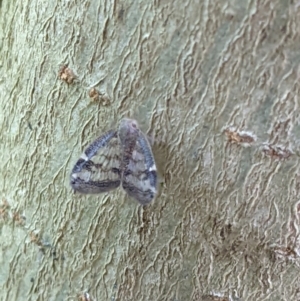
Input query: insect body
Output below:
<box><xmin>70</xmin><ymin>119</ymin><xmax>157</xmax><ymax>205</ymax></box>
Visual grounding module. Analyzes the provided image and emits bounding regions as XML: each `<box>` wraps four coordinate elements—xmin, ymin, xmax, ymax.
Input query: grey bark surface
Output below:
<box><xmin>1</xmin><ymin>0</ymin><xmax>300</xmax><ymax>300</ymax></box>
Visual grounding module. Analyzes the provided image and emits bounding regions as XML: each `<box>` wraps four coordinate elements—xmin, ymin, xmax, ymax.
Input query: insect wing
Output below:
<box><xmin>121</xmin><ymin>131</ymin><xmax>157</xmax><ymax>205</ymax></box>
<box><xmin>70</xmin><ymin>130</ymin><xmax>121</xmax><ymax>194</ymax></box>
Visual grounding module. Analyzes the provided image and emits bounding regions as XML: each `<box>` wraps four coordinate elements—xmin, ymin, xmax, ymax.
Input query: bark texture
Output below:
<box><xmin>1</xmin><ymin>0</ymin><xmax>300</xmax><ymax>300</ymax></box>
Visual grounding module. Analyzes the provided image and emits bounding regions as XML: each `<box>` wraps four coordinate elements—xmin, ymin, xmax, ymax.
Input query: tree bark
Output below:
<box><xmin>1</xmin><ymin>0</ymin><xmax>300</xmax><ymax>300</ymax></box>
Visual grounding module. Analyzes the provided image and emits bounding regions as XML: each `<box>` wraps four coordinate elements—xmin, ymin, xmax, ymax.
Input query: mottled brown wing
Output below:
<box><xmin>70</xmin><ymin>130</ymin><xmax>121</xmax><ymax>194</ymax></box>
<box><xmin>121</xmin><ymin>131</ymin><xmax>157</xmax><ymax>205</ymax></box>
